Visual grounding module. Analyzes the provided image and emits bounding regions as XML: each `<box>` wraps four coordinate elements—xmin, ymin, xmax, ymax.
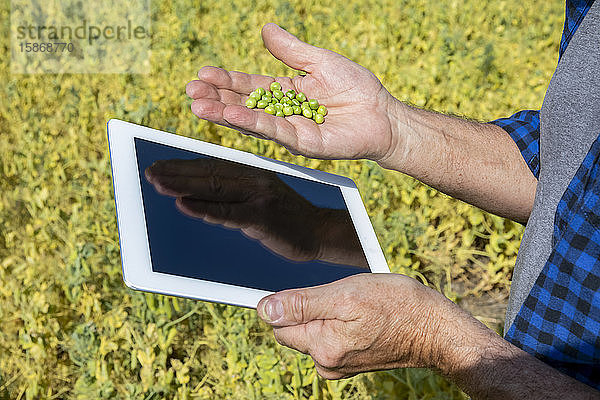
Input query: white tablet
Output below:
<box><xmin>107</xmin><ymin>119</ymin><xmax>389</xmax><ymax>308</ymax></box>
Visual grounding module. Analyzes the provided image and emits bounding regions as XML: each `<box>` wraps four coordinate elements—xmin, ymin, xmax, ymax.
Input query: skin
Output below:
<box><xmin>185</xmin><ymin>25</ymin><xmax>536</xmax><ymax>224</ymax></box>
<box><xmin>186</xmin><ymin>23</ymin><xmax>600</xmax><ymax>398</ymax></box>
<box><xmin>256</xmin><ymin>274</ymin><xmax>599</xmax><ymax>399</ymax></box>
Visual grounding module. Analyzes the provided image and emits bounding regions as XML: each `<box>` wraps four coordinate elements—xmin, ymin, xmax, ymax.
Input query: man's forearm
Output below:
<box><xmin>379</xmin><ymin>98</ymin><xmax>537</xmax><ymax>223</ymax></box>
<box><xmin>436</xmin><ymin>309</ymin><xmax>599</xmax><ymax>399</ymax></box>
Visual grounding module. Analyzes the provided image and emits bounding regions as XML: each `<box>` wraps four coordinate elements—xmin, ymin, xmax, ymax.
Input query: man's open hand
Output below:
<box><xmin>186</xmin><ymin>23</ymin><xmax>400</xmax><ymax>162</ymax></box>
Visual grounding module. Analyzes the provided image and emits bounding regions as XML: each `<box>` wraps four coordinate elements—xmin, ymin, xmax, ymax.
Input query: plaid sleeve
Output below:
<box><xmin>489</xmin><ymin>110</ymin><xmax>541</xmax><ymax>179</ymax></box>
<box><xmin>505</xmin><ymin>133</ymin><xmax>600</xmax><ymax>388</ymax></box>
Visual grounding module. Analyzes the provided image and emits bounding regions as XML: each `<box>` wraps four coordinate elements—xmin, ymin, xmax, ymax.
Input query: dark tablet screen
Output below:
<box><xmin>134</xmin><ymin>137</ymin><xmax>368</xmax><ymax>292</ymax></box>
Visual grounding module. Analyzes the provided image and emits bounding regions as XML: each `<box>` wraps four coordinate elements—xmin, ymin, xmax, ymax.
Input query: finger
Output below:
<box><xmin>175</xmin><ymin>197</ymin><xmax>253</xmax><ymax>227</ymax></box>
<box><xmin>145</xmin><ymin>166</ymin><xmax>156</xmax><ymax>184</ymax></box>
<box><xmin>197</xmin><ymin>66</ymin><xmax>275</xmax><ymax>95</ymax></box>
<box><xmin>190</xmin><ymin>99</ymin><xmax>272</xmax><ymax>137</ymax></box>
<box><xmin>273</xmin><ymin>322</ymin><xmax>353</xmax><ymax>380</ymax></box>
<box><xmin>257</xmin><ymin>283</ymin><xmax>351</xmax><ymax>327</ymax></box>
<box><xmin>261</xmin><ymin>23</ymin><xmax>331</xmax><ymax>72</ymax></box>
<box><xmin>148</xmin><ymin>158</ymin><xmax>235</xmax><ymax>177</ymax></box>
<box><xmin>191</xmin><ymin>98</ymin><xmax>227</xmax><ymax>123</ymax></box>
<box><xmin>147</xmin><ymin>158</ymin><xmax>276</xmax><ymax>183</ymax></box>
<box><xmin>147</xmin><ymin>158</ymin><xmax>210</xmax><ymax>177</ymax></box>
<box><xmin>193</xmin><ymin>68</ymin><xmax>297</xmax><ymax>102</ymax></box>
<box><xmin>272</xmin><ymin>325</ymin><xmax>312</xmax><ymax>355</ymax></box>
<box><xmin>189</xmin><ymin>93</ymin><xmax>298</xmax><ymax>148</ymax></box>
<box><xmin>221</xmin><ymin>105</ymin><xmax>299</xmax><ymax>150</ymax></box>
<box><xmin>188</xmin><ymin>99</ymin><xmax>273</xmax><ymax>141</ymax></box>
<box><xmin>186</xmin><ymin>80</ymin><xmax>245</xmax><ymax>106</ymax></box>
<box><xmin>186</xmin><ymin>80</ymin><xmax>220</xmax><ymax>100</ymax></box>
<box><xmin>148</xmin><ymin>175</ymin><xmax>251</xmax><ymax>202</ymax></box>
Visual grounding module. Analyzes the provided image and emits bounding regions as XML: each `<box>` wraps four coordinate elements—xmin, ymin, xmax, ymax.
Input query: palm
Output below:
<box><xmin>288</xmin><ymin>61</ymin><xmax>393</xmax><ymax>160</ymax></box>
<box><xmin>186</xmin><ymin>24</ymin><xmax>395</xmax><ymax>162</ymax></box>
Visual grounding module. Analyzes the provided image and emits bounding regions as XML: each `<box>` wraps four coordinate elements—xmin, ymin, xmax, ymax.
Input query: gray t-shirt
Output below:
<box><xmin>505</xmin><ymin>1</ymin><xmax>600</xmax><ymax>331</ymax></box>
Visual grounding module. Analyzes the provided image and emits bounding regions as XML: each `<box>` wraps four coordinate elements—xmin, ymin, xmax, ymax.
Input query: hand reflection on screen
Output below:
<box><xmin>145</xmin><ymin>158</ymin><xmax>368</xmax><ymax>269</ymax></box>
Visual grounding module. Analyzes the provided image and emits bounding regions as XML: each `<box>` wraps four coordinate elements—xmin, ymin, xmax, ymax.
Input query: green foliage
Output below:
<box><xmin>0</xmin><ymin>0</ymin><xmax>563</xmax><ymax>398</ymax></box>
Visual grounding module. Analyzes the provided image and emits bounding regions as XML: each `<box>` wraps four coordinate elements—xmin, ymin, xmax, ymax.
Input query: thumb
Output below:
<box><xmin>257</xmin><ymin>286</ymin><xmax>333</xmax><ymax>327</ymax></box>
<box><xmin>261</xmin><ymin>23</ymin><xmax>331</xmax><ymax>73</ymax></box>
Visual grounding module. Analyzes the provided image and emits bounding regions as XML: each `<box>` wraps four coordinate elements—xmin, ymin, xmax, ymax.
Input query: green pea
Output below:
<box><xmin>274</xmin><ymin>103</ymin><xmax>284</xmax><ymax>112</ymax></box>
<box><xmin>296</xmin><ymin>92</ymin><xmax>307</xmax><ymax>102</ymax></box>
<box><xmin>286</xmin><ymin>90</ymin><xmax>296</xmax><ymax>99</ymax></box>
<box><xmin>245</xmin><ymin>98</ymin><xmax>257</xmax><ymax>108</ymax></box>
<box><xmin>308</xmin><ymin>99</ymin><xmax>319</xmax><ymax>110</ymax></box>
<box><xmin>264</xmin><ymin>105</ymin><xmax>276</xmax><ymax>115</ymax></box>
<box><xmin>273</xmin><ymin>90</ymin><xmax>284</xmax><ymax>100</ymax></box>
<box><xmin>301</xmin><ymin>101</ymin><xmax>310</xmax><ymax>109</ymax></box>
<box><xmin>291</xmin><ymin>99</ymin><xmax>300</xmax><ymax>106</ymax></box>
<box><xmin>270</xmin><ymin>82</ymin><xmax>282</xmax><ymax>91</ymax></box>
<box><xmin>314</xmin><ymin>113</ymin><xmax>324</xmax><ymax>124</ymax></box>
<box><xmin>317</xmin><ymin>105</ymin><xmax>328</xmax><ymax>116</ymax></box>
<box><xmin>283</xmin><ymin>106</ymin><xmax>294</xmax><ymax>116</ymax></box>
<box><xmin>257</xmin><ymin>100</ymin><xmax>268</xmax><ymax>109</ymax></box>
<box><xmin>293</xmin><ymin>105</ymin><xmax>302</xmax><ymax>115</ymax></box>
<box><xmin>302</xmin><ymin>108</ymin><xmax>312</xmax><ymax>118</ymax></box>
<box><xmin>275</xmin><ymin>110</ymin><xmax>285</xmax><ymax>117</ymax></box>
<box><xmin>250</xmin><ymin>91</ymin><xmax>262</xmax><ymax>101</ymax></box>
<box><xmin>280</xmin><ymin>98</ymin><xmax>291</xmax><ymax>105</ymax></box>
<box><xmin>256</xmin><ymin>87</ymin><xmax>266</xmax><ymax>96</ymax></box>
<box><xmin>271</xmin><ymin>98</ymin><xmax>278</xmax><ymax>104</ymax></box>
<box><xmin>261</xmin><ymin>95</ymin><xmax>271</xmax><ymax>102</ymax></box>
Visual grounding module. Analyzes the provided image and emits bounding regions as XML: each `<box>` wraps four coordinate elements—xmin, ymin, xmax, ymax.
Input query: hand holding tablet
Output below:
<box><xmin>107</xmin><ymin>119</ymin><xmax>389</xmax><ymax>308</ymax></box>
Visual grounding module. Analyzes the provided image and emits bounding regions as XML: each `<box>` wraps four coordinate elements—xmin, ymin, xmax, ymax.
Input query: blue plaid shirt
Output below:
<box><xmin>490</xmin><ymin>0</ymin><xmax>599</xmax><ymax>388</ymax></box>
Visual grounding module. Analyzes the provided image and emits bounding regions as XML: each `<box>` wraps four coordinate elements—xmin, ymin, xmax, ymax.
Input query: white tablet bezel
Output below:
<box><xmin>107</xmin><ymin>118</ymin><xmax>389</xmax><ymax>308</ymax></box>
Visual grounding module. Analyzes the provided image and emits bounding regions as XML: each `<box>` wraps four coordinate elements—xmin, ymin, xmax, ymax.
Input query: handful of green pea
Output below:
<box><xmin>245</xmin><ymin>82</ymin><xmax>328</xmax><ymax>124</ymax></box>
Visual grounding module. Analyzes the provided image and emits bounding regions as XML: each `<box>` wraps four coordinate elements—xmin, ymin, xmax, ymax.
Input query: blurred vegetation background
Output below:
<box><xmin>0</xmin><ymin>0</ymin><xmax>563</xmax><ymax>398</ymax></box>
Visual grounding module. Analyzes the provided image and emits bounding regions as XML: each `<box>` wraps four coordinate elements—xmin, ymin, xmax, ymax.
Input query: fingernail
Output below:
<box><xmin>261</xmin><ymin>298</ymin><xmax>283</xmax><ymax>323</ymax></box>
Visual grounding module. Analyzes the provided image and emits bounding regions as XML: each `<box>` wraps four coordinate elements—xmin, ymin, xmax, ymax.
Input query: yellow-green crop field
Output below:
<box><xmin>0</xmin><ymin>0</ymin><xmax>563</xmax><ymax>398</ymax></box>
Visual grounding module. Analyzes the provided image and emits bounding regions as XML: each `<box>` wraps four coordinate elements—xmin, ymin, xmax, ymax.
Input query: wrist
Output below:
<box><xmin>433</xmin><ymin>307</ymin><xmax>519</xmax><ymax>396</ymax></box>
<box><xmin>376</xmin><ymin>96</ymin><xmax>424</xmax><ymax>173</ymax></box>
<box><xmin>406</xmin><ymin>290</ymin><xmax>496</xmax><ymax>376</ymax></box>
<box><xmin>393</xmin><ymin>281</ymin><xmax>476</xmax><ymax>371</ymax></box>
<box><xmin>436</xmin><ymin>308</ymin><xmax>493</xmax><ymax>373</ymax></box>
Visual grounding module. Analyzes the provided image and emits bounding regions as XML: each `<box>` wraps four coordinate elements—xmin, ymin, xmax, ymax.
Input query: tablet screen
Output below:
<box><xmin>134</xmin><ymin>137</ymin><xmax>369</xmax><ymax>292</ymax></box>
